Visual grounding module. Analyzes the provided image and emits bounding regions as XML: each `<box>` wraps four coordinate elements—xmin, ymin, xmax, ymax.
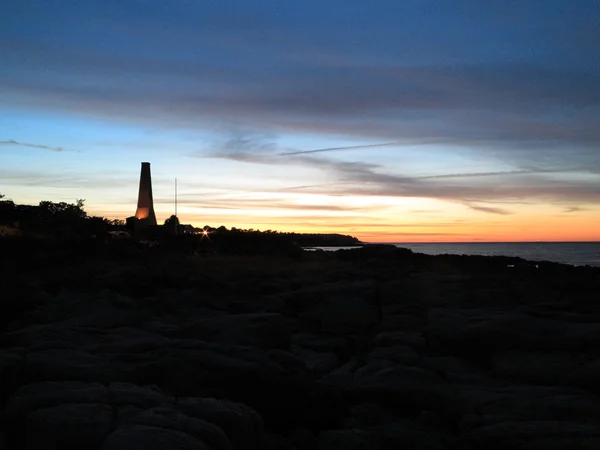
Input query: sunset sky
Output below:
<box><xmin>2</xmin><ymin>0</ymin><xmax>599</xmax><ymax>242</ymax></box>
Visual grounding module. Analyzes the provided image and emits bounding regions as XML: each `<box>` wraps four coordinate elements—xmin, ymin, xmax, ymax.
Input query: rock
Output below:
<box><xmin>456</xmin><ymin>420</ymin><xmax>600</xmax><ymax>449</ymax></box>
<box><xmin>492</xmin><ymin>352</ymin><xmax>600</xmax><ymax>393</ymax></box>
<box><xmin>421</xmin><ymin>356</ymin><xmax>489</xmax><ymax>384</ymax></box>
<box><xmin>100</xmin><ymin>289</ymin><xmax>139</xmax><ymax>310</ymax></box>
<box><xmin>178</xmin><ymin>397</ymin><xmax>263</xmax><ymax>450</ymax></box>
<box><xmin>173</xmin><ymin>313</ymin><xmax>291</xmax><ymax>350</ymax></box>
<box><xmin>318</xmin><ymin>429</ymin><xmax>377</xmax><ymax>450</ymax></box>
<box><xmin>259</xmin><ymin>432</ymin><xmax>294</xmax><ymax>450</ymax></box>
<box><xmin>108</xmin><ymin>382</ymin><xmax>174</xmax><ymax>409</ymax></box>
<box><xmin>86</xmin><ymin>328</ymin><xmax>169</xmax><ymax>354</ymax></box>
<box><xmin>366</xmin><ymin>422</ymin><xmax>447</xmax><ymax>450</ymax></box>
<box><xmin>368</xmin><ymin>344</ymin><xmax>420</xmax><ymax>366</ymax></box>
<box><xmin>492</xmin><ymin>351</ymin><xmax>583</xmax><ymax>386</ymax></box>
<box><xmin>345</xmin><ymin>363</ymin><xmax>462</xmax><ymax>424</ymax></box>
<box><xmin>426</xmin><ymin>308</ymin><xmax>520</xmax><ymax>365</ymax></box>
<box><xmin>283</xmin><ymin>280</ymin><xmax>376</xmax><ymax>316</ymax></box>
<box><xmin>293</xmin><ymin>349</ymin><xmax>341</xmax><ymax>377</ymax></box>
<box><xmin>379</xmin><ymin>312</ymin><xmax>425</xmax><ymax>335</ymax></box>
<box><xmin>572</xmin><ymin>357</ymin><xmax>600</xmax><ymax>393</ymax></box>
<box><xmin>323</xmin><ymin>408</ymin><xmax>446</xmax><ymax>450</ymax></box>
<box><xmin>353</xmin><ymin>362</ymin><xmax>440</xmax><ymax>389</ymax></box>
<box><xmin>0</xmin><ymin>351</ymin><xmax>23</xmax><ymax>405</ymax></box>
<box><xmin>343</xmin><ymin>403</ymin><xmax>395</xmax><ymax>428</ymax></box>
<box><xmin>125</xmin><ymin>407</ymin><xmax>232</xmax><ymax>450</ymax></box>
<box><xmin>103</xmin><ymin>425</ymin><xmax>209</xmax><ymax>450</ymax></box>
<box><xmin>302</xmin><ymin>382</ymin><xmax>347</xmax><ymax>430</ymax></box>
<box><xmin>373</xmin><ymin>331</ymin><xmax>426</xmax><ymax>350</ymax></box>
<box><xmin>124</xmin><ymin>339</ymin><xmax>313</xmax><ymax>429</ymax></box>
<box><xmin>321</xmin><ymin>360</ymin><xmax>361</xmax><ymax>386</ymax></box>
<box><xmin>291</xmin><ymin>333</ymin><xmax>350</xmax><ymax>359</ymax></box>
<box><xmin>25</xmin><ymin>403</ymin><xmax>113</xmax><ymax>450</ymax></box>
<box><xmin>115</xmin><ymin>405</ymin><xmax>143</xmax><ymax>428</ymax></box>
<box><xmin>25</xmin><ymin>349</ymin><xmax>119</xmax><ymax>383</ymax></box>
<box><xmin>30</xmin><ymin>290</ymin><xmax>151</xmax><ymax>329</ymax></box>
<box><xmin>290</xmin><ymin>427</ymin><xmax>316</xmax><ymax>450</ymax></box>
<box><xmin>4</xmin><ymin>381</ymin><xmax>108</xmax><ymax>418</ymax></box>
<box><xmin>3</xmin><ymin>324</ymin><xmax>59</xmax><ymax>347</ymax></box>
<box><xmin>298</xmin><ymin>296</ymin><xmax>378</xmax><ymax>335</ymax></box>
<box><xmin>520</xmin><ymin>437</ymin><xmax>600</xmax><ymax>450</ymax></box>
<box><xmin>458</xmin><ymin>385</ymin><xmax>600</xmax><ymax>429</ymax></box>
<box><xmin>426</xmin><ymin>308</ymin><xmax>600</xmax><ymax>361</ymax></box>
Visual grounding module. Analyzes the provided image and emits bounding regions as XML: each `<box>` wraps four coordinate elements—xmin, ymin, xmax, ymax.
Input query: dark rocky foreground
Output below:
<box><xmin>2</xmin><ymin>243</ymin><xmax>600</xmax><ymax>449</ymax></box>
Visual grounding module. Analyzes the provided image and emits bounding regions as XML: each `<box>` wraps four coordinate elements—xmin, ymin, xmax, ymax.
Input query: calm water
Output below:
<box><xmin>308</xmin><ymin>242</ymin><xmax>600</xmax><ymax>267</ymax></box>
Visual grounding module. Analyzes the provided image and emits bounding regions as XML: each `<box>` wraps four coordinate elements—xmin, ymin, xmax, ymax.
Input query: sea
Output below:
<box><xmin>308</xmin><ymin>242</ymin><xmax>600</xmax><ymax>267</ymax></box>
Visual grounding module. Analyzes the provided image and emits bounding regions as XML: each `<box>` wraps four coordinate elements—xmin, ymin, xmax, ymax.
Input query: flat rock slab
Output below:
<box><xmin>103</xmin><ymin>425</ymin><xmax>210</xmax><ymax>450</ymax></box>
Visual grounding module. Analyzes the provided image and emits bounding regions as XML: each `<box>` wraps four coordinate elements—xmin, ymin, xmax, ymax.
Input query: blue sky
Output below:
<box><xmin>1</xmin><ymin>0</ymin><xmax>599</xmax><ymax>240</ymax></box>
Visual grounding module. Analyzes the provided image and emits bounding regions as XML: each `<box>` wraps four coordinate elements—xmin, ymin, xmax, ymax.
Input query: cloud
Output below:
<box><xmin>209</xmin><ymin>141</ymin><xmax>600</xmax><ymax>207</ymax></box>
<box><xmin>465</xmin><ymin>204</ymin><xmax>513</xmax><ymax>215</ymax></box>
<box><xmin>3</xmin><ymin>0</ymin><xmax>600</xmax><ymax>226</ymax></box>
<box><xmin>0</xmin><ymin>139</ymin><xmax>72</xmax><ymax>152</ymax></box>
<box><xmin>416</xmin><ymin>168</ymin><xmax>590</xmax><ymax>180</ymax></box>
<box><xmin>564</xmin><ymin>206</ymin><xmax>584</xmax><ymax>213</ymax></box>
<box><xmin>3</xmin><ymin>55</ymin><xmax>600</xmax><ymax>166</ymax></box>
<box><xmin>278</xmin><ymin>142</ymin><xmax>400</xmax><ymax>156</ymax></box>
<box><xmin>154</xmin><ymin>196</ymin><xmax>379</xmax><ymax>213</ymax></box>
<box><xmin>278</xmin><ymin>182</ymin><xmax>352</xmax><ymax>191</ymax></box>
<box><xmin>0</xmin><ymin>169</ymin><xmax>132</xmax><ymax>189</ymax></box>
<box><xmin>208</xmin><ymin>129</ymin><xmax>277</xmax><ymax>155</ymax></box>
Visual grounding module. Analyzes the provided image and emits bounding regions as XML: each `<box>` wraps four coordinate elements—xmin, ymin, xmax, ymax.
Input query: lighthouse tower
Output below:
<box><xmin>134</xmin><ymin>162</ymin><xmax>157</xmax><ymax>226</ymax></box>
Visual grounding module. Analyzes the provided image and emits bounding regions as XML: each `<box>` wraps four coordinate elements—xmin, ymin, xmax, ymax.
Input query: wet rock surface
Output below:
<box><xmin>2</xmin><ymin>247</ymin><xmax>600</xmax><ymax>449</ymax></box>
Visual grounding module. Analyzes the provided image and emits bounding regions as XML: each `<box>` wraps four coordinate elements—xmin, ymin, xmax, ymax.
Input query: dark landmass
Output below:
<box><xmin>2</xmin><ymin>199</ymin><xmax>600</xmax><ymax>449</ymax></box>
<box><xmin>285</xmin><ymin>233</ymin><xmax>362</xmax><ymax>248</ymax></box>
<box><xmin>0</xmin><ymin>199</ymin><xmax>363</xmax><ymax>250</ymax></box>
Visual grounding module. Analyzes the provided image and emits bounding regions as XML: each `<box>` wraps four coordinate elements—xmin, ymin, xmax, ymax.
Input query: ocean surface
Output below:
<box><xmin>309</xmin><ymin>242</ymin><xmax>600</xmax><ymax>267</ymax></box>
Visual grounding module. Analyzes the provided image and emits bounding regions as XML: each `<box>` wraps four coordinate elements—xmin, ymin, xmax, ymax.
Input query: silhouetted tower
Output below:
<box><xmin>135</xmin><ymin>162</ymin><xmax>157</xmax><ymax>226</ymax></box>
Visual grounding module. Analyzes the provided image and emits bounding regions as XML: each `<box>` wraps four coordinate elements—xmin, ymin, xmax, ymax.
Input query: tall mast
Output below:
<box><xmin>175</xmin><ymin>178</ymin><xmax>178</xmax><ymax>216</ymax></box>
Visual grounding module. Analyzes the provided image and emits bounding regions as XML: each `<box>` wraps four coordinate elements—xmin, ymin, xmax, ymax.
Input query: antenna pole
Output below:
<box><xmin>175</xmin><ymin>178</ymin><xmax>178</xmax><ymax>216</ymax></box>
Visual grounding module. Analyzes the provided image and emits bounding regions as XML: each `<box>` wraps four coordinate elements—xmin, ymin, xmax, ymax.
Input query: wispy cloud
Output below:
<box><xmin>0</xmin><ymin>139</ymin><xmax>74</xmax><ymax>152</ymax></box>
<box><xmin>278</xmin><ymin>182</ymin><xmax>352</xmax><ymax>191</ymax></box>
<box><xmin>277</xmin><ymin>142</ymin><xmax>400</xmax><ymax>156</ymax></box>
<box><xmin>0</xmin><ymin>169</ymin><xmax>131</xmax><ymax>189</ymax></box>
<box><xmin>154</xmin><ymin>196</ymin><xmax>379</xmax><ymax>213</ymax></box>
<box><xmin>416</xmin><ymin>167</ymin><xmax>590</xmax><ymax>180</ymax></box>
<box><xmin>210</xmin><ymin>142</ymin><xmax>600</xmax><ymax>207</ymax></box>
<box><xmin>3</xmin><ymin>59</ymin><xmax>600</xmax><ymax>164</ymax></box>
<box><xmin>465</xmin><ymin>204</ymin><xmax>513</xmax><ymax>215</ymax></box>
<box><xmin>564</xmin><ymin>206</ymin><xmax>584</xmax><ymax>213</ymax></box>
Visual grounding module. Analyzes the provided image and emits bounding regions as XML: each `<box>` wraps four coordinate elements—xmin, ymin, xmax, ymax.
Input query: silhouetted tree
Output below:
<box><xmin>38</xmin><ymin>200</ymin><xmax>87</xmax><ymax>220</ymax></box>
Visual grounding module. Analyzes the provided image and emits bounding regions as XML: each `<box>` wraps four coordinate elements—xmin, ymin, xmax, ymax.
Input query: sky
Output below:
<box><xmin>1</xmin><ymin>0</ymin><xmax>599</xmax><ymax>242</ymax></box>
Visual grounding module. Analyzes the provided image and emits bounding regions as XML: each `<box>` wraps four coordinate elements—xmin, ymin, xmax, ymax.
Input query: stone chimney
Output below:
<box><xmin>134</xmin><ymin>162</ymin><xmax>157</xmax><ymax>226</ymax></box>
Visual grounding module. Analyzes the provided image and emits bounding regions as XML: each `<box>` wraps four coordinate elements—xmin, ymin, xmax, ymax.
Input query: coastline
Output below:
<box><xmin>306</xmin><ymin>241</ymin><xmax>600</xmax><ymax>267</ymax></box>
<box><xmin>2</xmin><ymin>241</ymin><xmax>600</xmax><ymax>448</ymax></box>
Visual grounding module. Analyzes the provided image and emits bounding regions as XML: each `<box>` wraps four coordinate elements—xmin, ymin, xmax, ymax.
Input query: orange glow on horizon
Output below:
<box><xmin>90</xmin><ymin>198</ymin><xmax>600</xmax><ymax>244</ymax></box>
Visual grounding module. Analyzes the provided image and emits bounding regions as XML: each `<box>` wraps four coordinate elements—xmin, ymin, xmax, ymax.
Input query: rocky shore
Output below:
<box><xmin>2</xmin><ymin>243</ymin><xmax>600</xmax><ymax>449</ymax></box>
